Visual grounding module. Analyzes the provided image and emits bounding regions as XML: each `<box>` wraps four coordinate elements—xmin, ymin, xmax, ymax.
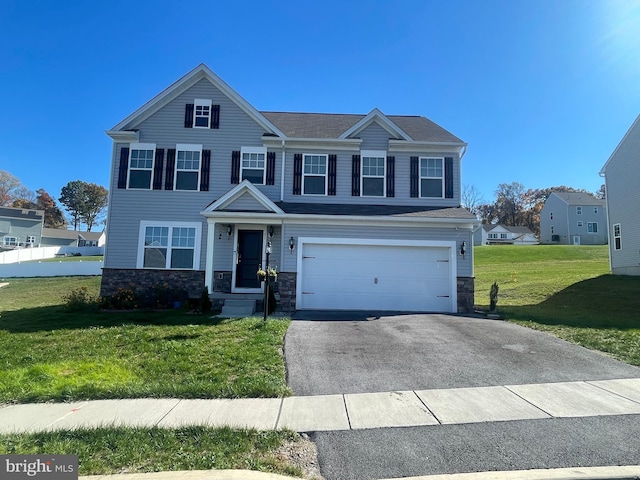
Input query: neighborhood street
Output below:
<box><xmin>285</xmin><ymin>313</ymin><xmax>640</xmax><ymax>479</ymax></box>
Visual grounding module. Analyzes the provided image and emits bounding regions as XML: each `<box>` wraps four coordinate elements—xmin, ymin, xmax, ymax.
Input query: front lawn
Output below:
<box><xmin>0</xmin><ymin>277</ymin><xmax>291</xmax><ymax>403</ymax></box>
<box><xmin>474</xmin><ymin>245</ymin><xmax>640</xmax><ymax>365</ymax></box>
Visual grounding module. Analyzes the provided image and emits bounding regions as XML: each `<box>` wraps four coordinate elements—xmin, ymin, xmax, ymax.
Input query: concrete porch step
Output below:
<box><xmin>220</xmin><ymin>299</ymin><xmax>257</xmax><ymax>318</ymax></box>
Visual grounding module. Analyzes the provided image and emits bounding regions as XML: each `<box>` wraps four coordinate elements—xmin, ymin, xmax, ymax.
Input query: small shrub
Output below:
<box><xmin>200</xmin><ymin>287</ymin><xmax>212</xmax><ymax>314</ymax></box>
<box><xmin>101</xmin><ymin>286</ymin><xmax>139</xmax><ymax>310</ymax></box>
<box><xmin>63</xmin><ymin>287</ymin><xmax>99</xmax><ymax>312</ymax></box>
<box><xmin>489</xmin><ymin>281</ymin><xmax>499</xmax><ymax>312</ymax></box>
<box><xmin>152</xmin><ymin>283</ymin><xmax>188</xmax><ymax>309</ymax></box>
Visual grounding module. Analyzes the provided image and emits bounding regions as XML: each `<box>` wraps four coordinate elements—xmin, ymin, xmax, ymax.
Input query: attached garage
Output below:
<box><xmin>296</xmin><ymin>238</ymin><xmax>457</xmax><ymax>312</ymax></box>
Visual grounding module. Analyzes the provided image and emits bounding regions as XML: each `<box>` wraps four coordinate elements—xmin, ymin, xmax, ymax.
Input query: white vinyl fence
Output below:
<box><xmin>0</xmin><ymin>246</ymin><xmax>104</xmax><ymax>264</ymax></box>
<box><xmin>0</xmin><ymin>260</ymin><xmax>103</xmax><ymax>278</ymax></box>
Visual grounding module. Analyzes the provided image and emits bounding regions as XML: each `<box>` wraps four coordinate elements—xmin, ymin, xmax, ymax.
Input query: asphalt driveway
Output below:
<box><xmin>285</xmin><ymin>312</ymin><xmax>640</xmax><ymax>396</ymax></box>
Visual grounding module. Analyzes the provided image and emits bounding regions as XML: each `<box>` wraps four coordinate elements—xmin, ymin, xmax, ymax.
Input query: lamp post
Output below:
<box><xmin>263</xmin><ymin>241</ymin><xmax>272</xmax><ymax>322</ymax></box>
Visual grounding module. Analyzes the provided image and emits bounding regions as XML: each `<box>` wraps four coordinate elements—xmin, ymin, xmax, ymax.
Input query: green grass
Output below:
<box><xmin>0</xmin><ymin>426</ymin><xmax>303</xmax><ymax>477</ymax></box>
<box><xmin>0</xmin><ymin>277</ymin><xmax>291</xmax><ymax>403</ymax></box>
<box><xmin>474</xmin><ymin>245</ymin><xmax>640</xmax><ymax>365</ymax></box>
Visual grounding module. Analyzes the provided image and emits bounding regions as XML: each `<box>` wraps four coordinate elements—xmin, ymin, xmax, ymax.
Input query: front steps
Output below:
<box><xmin>220</xmin><ymin>298</ymin><xmax>257</xmax><ymax>318</ymax></box>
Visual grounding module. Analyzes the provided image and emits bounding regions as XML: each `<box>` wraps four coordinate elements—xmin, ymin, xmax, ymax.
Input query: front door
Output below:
<box><xmin>235</xmin><ymin>229</ymin><xmax>263</xmax><ymax>289</ymax></box>
<box><xmin>573</xmin><ymin>236</ymin><xmax>581</xmax><ymax>245</ymax></box>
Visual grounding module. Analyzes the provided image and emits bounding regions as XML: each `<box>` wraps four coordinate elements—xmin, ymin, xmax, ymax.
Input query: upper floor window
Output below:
<box><xmin>128</xmin><ymin>143</ymin><xmax>155</xmax><ymax>189</ymax></box>
<box><xmin>587</xmin><ymin>222</ymin><xmax>598</xmax><ymax>233</ymax></box>
<box><xmin>138</xmin><ymin>221</ymin><xmax>201</xmax><ymax>270</ymax></box>
<box><xmin>303</xmin><ymin>154</ymin><xmax>327</xmax><ymax>195</ymax></box>
<box><xmin>577</xmin><ymin>221</ymin><xmax>583</xmax><ymax>227</ymax></box>
<box><xmin>241</xmin><ymin>147</ymin><xmax>266</xmax><ymax>184</ymax></box>
<box><xmin>26</xmin><ymin>235</ymin><xmax>36</xmax><ymax>244</ymax></box>
<box><xmin>194</xmin><ymin>99</ymin><xmax>212</xmax><ymax>128</ymax></box>
<box><xmin>594</xmin><ymin>206</ymin><xmax>599</xmax><ymax>214</ymax></box>
<box><xmin>613</xmin><ymin>223</ymin><xmax>621</xmax><ymax>250</ymax></box>
<box><xmin>420</xmin><ymin>157</ymin><xmax>444</xmax><ymax>198</ymax></box>
<box><xmin>576</xmin><ymin>206</ymin><xmax>582</xmax><ymax>215</ymax></box>
<box><xmin>361</xmin><ymin>150</ymin><xmax>386</xmax><ymax>197</ymax></box>
<box><xmin>175</xmin><ymin>144</ymin><xmax>201</xmax><ymax>191</ymax></box>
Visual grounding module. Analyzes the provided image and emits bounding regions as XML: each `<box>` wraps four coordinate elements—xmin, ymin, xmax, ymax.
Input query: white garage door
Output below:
<box><xmin>298</xmin><ymin>241</ymin><xmax>454</xmax><ymax>312</ymax></box>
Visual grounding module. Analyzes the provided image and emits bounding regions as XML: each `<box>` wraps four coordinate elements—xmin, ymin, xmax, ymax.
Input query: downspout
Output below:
<box><xmin>280</xmin><ymin>140</ymin><xmax>286</xmax><ymax>202</ymax></box>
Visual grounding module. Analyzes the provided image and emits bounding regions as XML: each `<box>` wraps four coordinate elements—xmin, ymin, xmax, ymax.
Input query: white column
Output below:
<box><xmin>205</xmin><ymin>221</ymin><xmax>216</xmax><ymax>292</ymax></box>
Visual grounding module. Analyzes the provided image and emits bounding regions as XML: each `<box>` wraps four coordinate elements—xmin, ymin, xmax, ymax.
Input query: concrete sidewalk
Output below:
<box><xmin>1</xmin><ymin>377</ymin><xmax>639</xmax><ymax>434</ymax></box>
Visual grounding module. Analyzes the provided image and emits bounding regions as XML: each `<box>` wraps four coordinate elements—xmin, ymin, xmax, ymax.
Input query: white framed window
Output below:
<box><xmin>175</xmin><ymin>144</ymin><xmax>202</xmax><ymax>191</ymax></box>
<box><xmin>137</xmin><ymin>221</ymin><xmax>202</xmax><ymax>270</ymax></box>
<box><xmin>551</xmin><ymin>226</ymin><xmax>554</xmax><ymax>234</ymax></box>
<box><xmin>613</xmin><ymin>223</ymin><xmax>621</xmax><ymax>250</ymax></box>
<box><xmin>500</xmin><ymin>233</ymin><xmax>508</xmax><ymax>239</ymax></box>
<box><xmin>587</xmin><ymin>222</ymin><xmax>598</xmax><ymax>233</ymax></box>
<box><xmin>128</xmin><ymin>143</ymin><xmax>156</xmax><ymax>189</ymax></box>
<box><xmin>3</xmin><ymin>236</ymin><xmax>17</xmax><ymax>246</ymax></box>
<box><xmin>576</xmin><ymin>206</ymin><xmax>582</xmax><ymax>215</ymax></box>
<box><xmin>488</xmin><ymin>233</ymin><xmax>498</xmax><ymax>239</ymax></box>
<box><xmin>26</xmin><ymin>235</ymin><xmax>36</xmax><ymax>244</ymax></box>
<box><xmin>577</xmin><ymin>221</ymin><xmax>583</xmax><ymax>227</ymax></box>
<box><xmin>594</xmin><ymin>206</ymin><xmax>599</xmax><ymax>214</ymax></box>
<box><xmin>419</xmin><ymin>157</ymin><xmax>444</xmax><ymax>198</ymax></box>
<box><xmin>194</xmin><ymin>99</ymin><xmax>212</xmax><ymax>128</ymax></box>
<box><xmin>303</xmin><ymin>154</ymin><xmax>327</xmax><ymax>195</ymax></box>
<box><xmin>361</xmin><ymin>150</ymin><xmax>386</xmax><ymax>197</ymax></box>
<box><xmin>241</xmin><ymin>147</ymin><xmax>266</xmax><ymax>184</ymax></box>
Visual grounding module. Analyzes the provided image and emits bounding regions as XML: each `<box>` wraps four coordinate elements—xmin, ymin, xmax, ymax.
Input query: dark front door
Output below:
<box><xmin>235</xmin><ymin>229</ymin><xmax>263</xmax><ymax>289</ymax></box>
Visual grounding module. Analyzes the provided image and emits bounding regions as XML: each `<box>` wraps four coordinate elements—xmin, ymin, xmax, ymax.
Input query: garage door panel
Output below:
<box><xmin>299</xmin><ymin>242</ymin><xmax>454</xmax><ymax>312</ymax></box>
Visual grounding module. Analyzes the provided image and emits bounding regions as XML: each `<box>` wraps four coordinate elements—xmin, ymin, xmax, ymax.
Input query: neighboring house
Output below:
<box><xmin>101</xmin><ymin>64</ymin><xmax>478</xmax><ymax>313</ymax></box>
<box><xmin>599</xmin><ymin>115</ymin><xmax>640</xmax><ymax>275</ymax></box>
<box><xmin>0</xmin><ymin>206</ymin><xmax>44</xmax><ymax>250</ymax></box>
<box><xmin>540</xmin><ymin>192</ymin><xmax>607</xmax><ymax>245</ymax></box>
<box><xmin>41</xmin><ymin>228</ymin><xmax>106</xmax><ymax>248</ymax></box>
<box><xmin>474</xmin><ymin>224</ymin><xmax>538</xmax><ymax>246</ymax></box>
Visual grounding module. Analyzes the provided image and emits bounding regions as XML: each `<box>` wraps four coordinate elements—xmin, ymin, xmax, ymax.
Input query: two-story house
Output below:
<box><xmin>600</xmin><ymin>115</ymin><xmax>640</xmax><ymax>275</ymax></box>
<box><xmin>540</xmin><ymin>192</ymin><xmax>607</xmax><ymax>245</ymax></box>
<box><xmin>101</xmin><ymin>64</ymin><xmax>477</xmax><ymax>313</ymax></box>
<box><xmin>0</xmin><ymin>206</ymin><xmax>44</xmax><ymax>250</ymax></box>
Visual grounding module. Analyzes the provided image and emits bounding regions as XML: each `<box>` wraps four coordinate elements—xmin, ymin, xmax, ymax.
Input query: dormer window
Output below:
<box><xmin>194</xmin><ymin>99</ymin><xmax>211</xmax><ymax>128</ymax></box>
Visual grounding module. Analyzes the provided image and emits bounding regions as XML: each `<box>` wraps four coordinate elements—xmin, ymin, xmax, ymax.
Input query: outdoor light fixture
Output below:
<box><xmin>289</xmin><ymin>236</ymin><xmax>295</xmax><ymax>253</ymax></box>
<box><xmin>227</xmin><ymin>225</ymin><xmax>233</xmax><ymax>239</ymax></box>
<box><xmin>460</xmin><ymin>241</ymin><xmax>466</xmax><ymax>256</ymax></box>
<box><xmin>268</xmin><ymin>226</ymin><xmax>274</xmax><ymax>238</ymax></box>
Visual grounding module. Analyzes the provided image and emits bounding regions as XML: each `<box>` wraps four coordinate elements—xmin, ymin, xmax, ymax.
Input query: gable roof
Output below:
<box><xmin>202</xmin><ymin>180</ymin><xmax>284</xmax><ymax>214</ymax></box>
<box><xmin>481</xmin><ymin>224</ymin><xmax>534</xmax><ymax>235</ymax></box>
<box><xmin>42</xmin><ymin>228</ymin><xmax>104</xmax><ymax>241</ymax></box>
<box><xmin>550</xmin><ymin>192</ymin><xmax>604</xmax><ymax>206</ymax></box>
<box><xmin>600</xmin><ymin>114</ymin><xmax>640</xmax><ymax>175</ymax></box>
<box><xmin>261</xmin><ymin>111</ymin><xmax>464</xmax><ymax>143</ymax></box>
<box><xmin>108</xmin><ymin>64</ymin><xmax>285</xmax><ymax>137</ymax></box>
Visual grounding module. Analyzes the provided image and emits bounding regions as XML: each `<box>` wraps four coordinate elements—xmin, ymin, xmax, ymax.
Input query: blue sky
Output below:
<box><xmin>1</xmin><ymin>0</ymin><xmax>639</xmax><ymax>209</ymax></box>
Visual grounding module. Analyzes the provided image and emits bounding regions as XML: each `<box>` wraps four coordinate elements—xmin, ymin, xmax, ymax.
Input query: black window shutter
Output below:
<box><xmin>386</xmin><ymin>156</ymin><xmax>395</xmax><ymax>197</ymax></box>
<box><xmin>351</xmin><ymin>155</ymin><xmax>361</xmax><ymax>196</ymax></box>
<box><xmin>211</xmin><ymin>105</ymin><xmax>220</xmax><ymax>129</ymax></box>
<box><xmin>444</xmin><ymin>157</ymin><xmax>454</xmax><ymax>199</ymax></box>
<box><xmin>266</xmin><ymin>151</ymin><xmax>276</xmax><ymax>185</ymax></box>
<box><xmin>231</xmin><ymin>151</ymin><xmax>240</xmax><ymax>184</ymax></box>
<box><xmin>410</xmin><ymin>156</ymin><xmax>419</xmax><ymax>198</ymax></box>
<box><xmin>184</xmin><ymin>104</ymin><xmax>194</xmax><ymax>128</ymax></box>
<box><xmin>117</xmin><ymin>147</ymin><xmax>129</xmax><ymax>189</ymax></box>
<box><xmin>153</xmin><ymin>149</ymin><xmax>164</xmax><ymax>190</ymax></box>
<box><xmin>200</xmin><ymin>150</ymin><xmax>211</xmax><ymax>191</ymax></box>
<box><xmin>328</xmin><ymin>154</ymin><xmax>337</xmax><ymax>196</ymax></box>
<box><xmin>165</xmin><ymin>149</ymin><xmax>176</xmax><ymax>190</ymax></box>
<box><xmin>293</xmin><ymin>154</ymin><xmax>302</xmax><ymax>195</ymax></box>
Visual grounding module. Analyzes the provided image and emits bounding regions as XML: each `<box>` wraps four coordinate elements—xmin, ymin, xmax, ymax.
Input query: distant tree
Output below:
<box><xmin>36</xmin><ymin>189</ymin><xmax>66</xmax><ymax>228</ymax></box>
<box><xmin>59</xmin><ymin>181</ymin><xmax>108</xmax><ymax>231</ymax></box>
<box><xmin>477</xmin><ymin>203</ymin><xmax>498</xmax><ymax>225</ymax></box>
<box><xmin>0</xmin><ymin>170</ymin><xmax>22</xmax><ymax>206</ymax></box>
<box><xmin>494</xmin><ymin>182</ymin><xmax>526</xmax><ymax>226</ymax></box>
<box><xmin>59</xmin><ymin>180</ymin><xmax>86</xmax><ymax>230</ymax></box>
<box><xmin>80</xmin><ymin>183</ymin><xmax>108</xmax><ymax>232</ymax></box>
<box><xmin>595</xmin><ymin>184</ymin><xmax>606</xmax><ymax>200</ymax></box>
<box><xmin>10</xmin><ymin>198</ymin><xmax>37</xmax><ymax>210</ymax></box>
<box><xmin>461</xmin><ymin>184</ymin><xmax>485</xmax><ymax>216</ymax></box>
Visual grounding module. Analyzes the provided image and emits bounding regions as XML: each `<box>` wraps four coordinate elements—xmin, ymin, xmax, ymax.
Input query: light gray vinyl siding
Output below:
<box><xmin>604</xmin><ymin>117</ymin><xmax>640</xmax><ymax>274</ymax></box>
<box><xmin>540</xmin><ymin>193</ymin><xmax>607</xmax><ymax>245</ymax></box>
<box><xmin>279</xmin><ymin>223</ymin><xmax>472</xmax><ymax>278</ymax></box>
<box><xmin>212</xmin><ymin>225</ymin><xmax>282</xmax><ymax>272</ymax></box>
<box><xmin>358</xmin><ymin>122</ymin><xmax>394</xmax><ymax>150</ymax></box>
<box><xmin>0</xmin><ymin>218</ymin><xmax>42</xmax><ymax>246</ymax></box>
<box><xmin>227</xmin><ymin>192</ymin><xmax>271</xmax><ymax>211</ymax></box>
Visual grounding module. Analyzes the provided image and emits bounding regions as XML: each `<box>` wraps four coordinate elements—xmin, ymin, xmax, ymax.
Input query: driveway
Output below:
<box><xmin>285</xmin><ymin>312</ymin><xmax>640</xmax><ymax>395</ymax></box>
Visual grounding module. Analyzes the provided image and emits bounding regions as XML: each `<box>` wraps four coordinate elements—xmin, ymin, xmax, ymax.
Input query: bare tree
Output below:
<box><xmin>0</xmin><ymin>170</ymin><xmax>22</xmax><ymax>206</ymax></box>
<box><xmin>461</xmin><ymin>184</ymin><xmax>485</xmax><ymax>216</ymax></box>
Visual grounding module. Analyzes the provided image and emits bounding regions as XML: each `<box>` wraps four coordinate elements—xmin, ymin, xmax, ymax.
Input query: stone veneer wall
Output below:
<box><xmin>274</xmin><ymin>272</ymin><xmax>297</xmax><ymax>312</ymax></box>
<box><xmin>457</xmin><ymin>277</ymin><xmax>475</xmax><ymax>313</ymax></box>
<box><xmin>101</xmin><ymin>268</ymin><xmax>205</xmax><ymax>299</ymax></box>
<box><xmin>212</xmin><ymin>271</ymin><xmax>232</xmax><ymax>293</ymax></box>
